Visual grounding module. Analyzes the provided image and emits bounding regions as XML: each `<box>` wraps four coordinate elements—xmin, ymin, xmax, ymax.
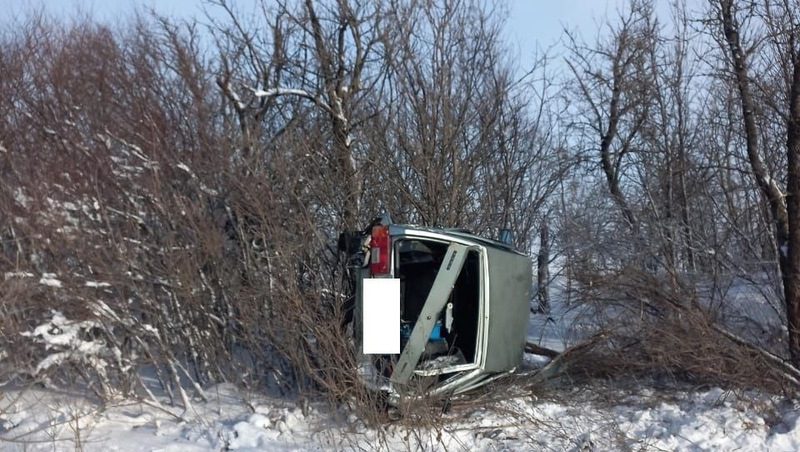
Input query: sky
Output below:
<box><xmin>0</xmin><ymin>0</ymin><xmax>639</xmax><ymax>44</ymax></box>
<box><xmin>505</xmin><ymin>1</ymin><xmax>620</xmax><ymax>55</ymax></box>
<box><xmin>0</xmin><ymin>0</ymin><xmax>702</xmax><ymax>71</ymax></box>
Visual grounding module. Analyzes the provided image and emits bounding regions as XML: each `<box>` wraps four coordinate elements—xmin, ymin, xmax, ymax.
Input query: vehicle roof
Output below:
<box><xmin>388</xmin><ymin>224</ymin><xmax>526</xmax><ymax>256</ymax></box>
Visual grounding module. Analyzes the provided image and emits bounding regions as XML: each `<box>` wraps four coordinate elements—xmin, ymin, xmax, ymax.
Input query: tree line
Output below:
<box><xmin>1</xmin><ymin>0</ymin><xmax>800</xmax><ymax>411</ymax></box>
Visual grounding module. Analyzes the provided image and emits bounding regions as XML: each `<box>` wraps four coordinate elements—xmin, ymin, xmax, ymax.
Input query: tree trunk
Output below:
<box><xmin>333</xmin><ymin>120</ymin><xmax>359</xmax><ymax>230</ymax></box>
<box><xmin>305</xmin><ymin>0</ymin><xmax>361</xmax><ymax>230</ymax></box>
<box><xmin>537</xmin><ymin>221</ymin><xmax>550</xmax><ymax>314</ymax></box>
<box><xmin>719</xmin><ymin>0</ymin><xmax>798</xmax><ymax>365</ymax></box>
<box><xmin>784</xmin><ymin>42</ymin><xmax>800</xmax><ymax>365</ymax></box>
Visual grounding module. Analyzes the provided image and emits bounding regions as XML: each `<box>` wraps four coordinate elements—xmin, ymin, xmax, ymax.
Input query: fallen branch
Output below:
<box><xmin>524</xmin><ymin>342</ymin><xmax>560</xmax><ymax>359</ymax></box>
<box><xmin>525</xmin><ymin>334</ymin><xmax>607</xmax><ymax>385</ymax></box>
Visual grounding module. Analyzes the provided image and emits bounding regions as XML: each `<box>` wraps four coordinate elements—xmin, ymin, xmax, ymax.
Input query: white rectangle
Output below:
<box><xmin>362</xmin><ymin>278</ymin><xmax>400</xmax><ymax>354</ymax></box>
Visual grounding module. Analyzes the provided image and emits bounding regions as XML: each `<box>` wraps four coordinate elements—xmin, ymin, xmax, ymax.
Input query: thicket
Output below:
<box><xmin>2</xmin><ymin>0</ymin><xmax>800</xmax><ymax>423</ymax></box>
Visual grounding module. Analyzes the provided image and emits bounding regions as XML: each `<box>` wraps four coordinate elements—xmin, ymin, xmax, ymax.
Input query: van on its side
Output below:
<box><xmin>342</xmin><ymin>218</ymin><xmax>532</xmax><ymax>402</ymax></box>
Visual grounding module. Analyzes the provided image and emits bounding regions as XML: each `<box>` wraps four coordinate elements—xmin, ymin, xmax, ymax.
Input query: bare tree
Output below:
<box><xmin>565</xmin><ymin>0</ymin><xmax>656</xmax><ymax>242</ymax></box>
<box><xmin>213</xmin><ymin>0</ymin><xmax>385</xmax><ymax>230</ymax></box>
<box><xmin>364</xmin><ymin>0</ymin><xmax>565</xmax><ymax>257</ymax></box>
<box><xmin>711</xmin><ymin>0</ymin><xmax>800</xmax><ymax>365</ymax></box>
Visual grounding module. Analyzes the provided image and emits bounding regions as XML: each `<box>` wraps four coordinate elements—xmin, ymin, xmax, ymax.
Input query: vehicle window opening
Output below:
<box><xmin>396</xmin><ymin>239</ymin><xmax>480</xmax><ymax>368</ymax></box>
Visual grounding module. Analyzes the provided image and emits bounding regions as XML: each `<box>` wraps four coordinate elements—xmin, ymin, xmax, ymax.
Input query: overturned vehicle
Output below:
<box><xmin>341</xmin><ymin>218</ymin><xmax>532</xmax><ymax>402</ymax></box>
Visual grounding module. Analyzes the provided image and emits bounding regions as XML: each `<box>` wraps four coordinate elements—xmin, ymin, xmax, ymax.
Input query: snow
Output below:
<box><xmin>1</xmin><ymin>383</ymin><xmax>799</xmax><ymax>451</ymax></box>
<box><xmin>249</xmin><ymin>86</ymin><xmax>335</xmax><ymax>115</ymax></box>
<box><xmin>85</xmin><ymin>281</ymin><xmax>111</xmax><ymax>288</ymax></box>
<box><xmin>3</xmin><ymin>275</ymin><xmax>799</xmax><ymax>450</ymax></box>
<box><xmin>222</xmin><ymin>81</ymin><xmax>246</xmax><ymax>111</ymax></box>
<box><xmin>528</xmin><ymin>276</ymin><xmax>589</xmax><ymax>353</ymax></box>
<box><xmin>4</xmin><ymin>271</ymin><xmax>35</xmax><ymax>280</ymax></box>
<box><xmin>176</xmin><ymin>162</ymin><xmax>219</xmax><ymax>196</ymax></box>
<box><xmin>38</xmin><ymin>273</ymin><xmax>63</xmax><ymax>288</ymax></box>
<box><xmin>608</xmin><ymin>388</ymin><xmax>800</xmax><ymax>450</ymax></box>
<box><xmin>251</xmin><ymin>87</ymin><xmax>312</xmax><ymax>99</ymax></box>
<box><xmin>13</xmin><ymin>188</ymin><xmax>31</xmax><ymax>208</ymax></box>
<box><xmin>19</xmin><ymin>311</ymin><xmax>116</xmax><ymax>381</ymax></box>
<box><xmin>6</xmin><ymin>303</ymin><xmax>800</xmax><ymax>450</ymax></box>
<box><xmin>22</xmin><ymin>312</ymin><xmax>96</xmax><ymax>350</ymax></box>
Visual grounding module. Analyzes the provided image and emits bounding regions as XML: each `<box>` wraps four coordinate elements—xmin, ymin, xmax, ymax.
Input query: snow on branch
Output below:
<box><xmin>249</xmin><ymin>86</ymin><xmax>333</xmax><ymax>114</ymax></box>
<box><xmin>20</xmin><ymin>310</ymin><xmax>125</xmax><ymax>399</ymax></box>
<box><xmin>176</xmin><ymin>162</ymin><xmax>219</xmax><ymax>196</ymax></box>
<box><xmin>218</xmin><ymin>80</ymin><xmax>246</xmax><ymax>112</ymax></box>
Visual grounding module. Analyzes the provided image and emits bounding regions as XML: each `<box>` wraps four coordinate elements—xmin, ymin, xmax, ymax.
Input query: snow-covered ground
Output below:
<box><xmin>2</xmin><ymin>382</ymin><xmax>800</xmax><ymax>451</ymax></box>
<box><xmin>3</xmin><ymin>274</ymin><xmax>800</xmax><ymax>450</ymax></box>
<box><xmin>528</xmin><ymin>276</ymin><xmax>594</xmax><ymax>354</ymax></box>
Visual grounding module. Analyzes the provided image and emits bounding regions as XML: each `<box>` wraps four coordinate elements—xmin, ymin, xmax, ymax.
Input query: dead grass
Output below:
<box><xmin>531</xmin><ymin>268</ymin><xmax>800</xmax><ymax>397</ymax></box>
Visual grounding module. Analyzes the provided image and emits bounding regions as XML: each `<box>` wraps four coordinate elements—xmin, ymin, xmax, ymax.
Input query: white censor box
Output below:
<box><xmin>362</xmin><ymin>278</ymin><xmax>400</xmax><ymax>354</ymax></box>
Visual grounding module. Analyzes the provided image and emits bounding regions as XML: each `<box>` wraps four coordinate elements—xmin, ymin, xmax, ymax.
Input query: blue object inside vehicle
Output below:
<box><xmin>400</xmin><ymin>320</ymin><xmax>444</xmax><ymax>342</ymax></box>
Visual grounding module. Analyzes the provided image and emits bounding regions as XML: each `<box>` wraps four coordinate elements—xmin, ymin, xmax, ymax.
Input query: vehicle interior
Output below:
<box><xmin>395</xmin><ymin>238</ymin><xmax>481</xmax><ymax>370</ymax></box>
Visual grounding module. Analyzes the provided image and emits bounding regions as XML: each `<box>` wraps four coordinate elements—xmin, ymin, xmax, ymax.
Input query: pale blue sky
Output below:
<box><xmin>1</xmin><ymin>0</ymin><xmax>702</xmax><ymax>70</ymax></box>
<box><xmin>0</xmin><ymin>1</ymin><xmax>637</xmax><ymax>44</ymax></box>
